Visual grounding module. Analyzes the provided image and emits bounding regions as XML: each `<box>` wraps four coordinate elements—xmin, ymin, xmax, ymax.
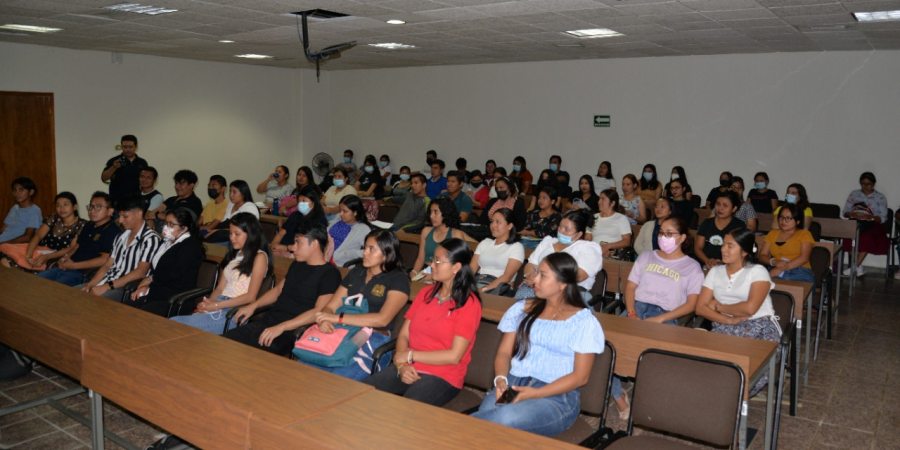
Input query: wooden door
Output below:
<box><xmin>0</xmin><ymin>91</ymin><xmax>57</xmax><ymax>219</ymax></box>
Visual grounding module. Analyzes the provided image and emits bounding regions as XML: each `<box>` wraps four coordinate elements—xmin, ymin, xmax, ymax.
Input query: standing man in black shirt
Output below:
<box><xmin>101</xmin><ymin>135</ymin><xmax>148</xmax><ymax>207</ymax></box>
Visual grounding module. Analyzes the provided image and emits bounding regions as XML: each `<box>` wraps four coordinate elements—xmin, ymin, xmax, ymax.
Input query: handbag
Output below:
<box><xmin>292</xmin><ymin>294</ymin><xmax>369</xmax><ymax>367</ymax></box>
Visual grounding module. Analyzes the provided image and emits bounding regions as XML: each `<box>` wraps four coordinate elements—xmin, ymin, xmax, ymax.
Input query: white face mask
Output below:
<box><xmin>162</xmin><ymin>225</ymin><xmax>178</xmax><ymax>241</ymax></box>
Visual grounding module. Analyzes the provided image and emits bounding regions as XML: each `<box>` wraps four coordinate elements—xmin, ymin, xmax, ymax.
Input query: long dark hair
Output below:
<box><xmin>786</xmin><ymin>183</ymin><xmax>810</xmax><ymax>212</ymax></box>
<box><xmin>777</xmin><ymin>203</ymin><xmax>805</xmax><ymax>229</ymax></box>
<box><xmin>578</xmin><ymin>174</ymin><xmax>596</xmax><ymax>196</ymax></box>
<box><xmin>426</xmin><ymin>238</ymin><xmax>480</xmax><ymax>310</ymax></box>
<box><xmin>730</xmin><ymin>228</ymin><xmax>758</xmax><ymax>265</ymax></box>
<box><xmin>596</xmin><ymin>161</ymin><xmax>613</xmax><ymax>179</ymax></box>
<box><xmin>294</xmin><ymin>166</ymin><xmax>315</xmax><ymax>194</ymax></box>
<box><xmin>640</xmin><ymin>163</ymin><xmax>660</xmax><ymax>190</ymax></box>
<box><xmin>295</xmin><ymin>185</ymin><xmax>326</xmax><ymax>227</ymax></box>
<box><xmin>230</xmin><ymin>179</ymin><xmax>254</xmax><ymax>204</ymax></box>
<box><xmin>490</xmin><ymin>208</ymin><xmax>519</xmax><ymax>244</ymax></box>
<box><xmin>532</xmin><ymin>186</ymin><xmax>558</xmax><ymax>213</ymax></box>
<box><xmin>563</xmin><ymin>208</ymin><xmax>594</xmax><ymax>234</ymax></box>
<box><xmin>365</xmin><ymin>229</ymin><xmax>403</xmax><ymax>273</ymax></box>
<box><xmin>339</xmin><ymin>194</ymin><xmax>370</xmax><ymax>226</ymax></box>
<box><xmin>167</xmin><ymin>207</ymin><xmax>206</xmax><ymax>257</ymax></box>
<box><xmin>513</xmin><ymin>252</ymin><xmax>584</xmax><ymax>359</ymax></box>
<box><xmin>600</xmin><ymin>188</ymin><xmax>623</xmax><ymax>214</ymax></box>
<box><xmin>224</xmin><ymin>212</ymin><xmax>271</xmax><ymax>277</ymax></box>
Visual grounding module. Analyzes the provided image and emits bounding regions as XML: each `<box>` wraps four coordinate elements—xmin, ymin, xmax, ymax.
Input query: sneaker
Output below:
<box><xmin>617</xmin><ymin>394</ymin><xmax>631</xmax><ymax>421</ymax></box>
<box><xmin>856</xmin><ymin>266</ymin><xmax>865</xmax><ymax>277</ymax></box>
<box><xmin>842</xmin><ymin>266</ymin><xmax>854</xmax><ymax>277</ymax></box>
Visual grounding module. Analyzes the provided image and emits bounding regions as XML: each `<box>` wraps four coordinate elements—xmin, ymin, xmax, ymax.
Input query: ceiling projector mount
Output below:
<box><xmin>291</xmin><ymin>9</ymin><xmax>356</xmax><ymax>81</ymax></box>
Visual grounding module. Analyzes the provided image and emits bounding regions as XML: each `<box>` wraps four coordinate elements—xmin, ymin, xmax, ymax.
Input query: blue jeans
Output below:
<box><xmin>776</xmin><ymin>267</ymin><xmax>816</xmax><ymax>283</ymax></box>
<box><xmin>37</xmin><ymin>268</ymin><xmax>85</xmax><ymax>287</ymax></box>
<box><xmin>170</xmin><ymin>295</ymin><xmax>236</xmax><ymax>334</ymax></box>
<box><xmin>611</xmin><ymin>300</ymin><xmax>675</xmax><ymax>400</ymax></box>
<box><xmin>471</xmin><ymin>375</ymin><xmax>580</xmax><ymax>436</ymax></box>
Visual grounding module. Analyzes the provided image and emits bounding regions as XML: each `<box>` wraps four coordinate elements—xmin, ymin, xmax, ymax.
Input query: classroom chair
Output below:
<box><xmin>442</xmin><ymin>322</ymin><xmax>503</xmax><ymax>414</ymax></box>
<box><xmin>552</xmin><ymin>341</ymin><xmax>616</xmax><ymax>447</ymax></box>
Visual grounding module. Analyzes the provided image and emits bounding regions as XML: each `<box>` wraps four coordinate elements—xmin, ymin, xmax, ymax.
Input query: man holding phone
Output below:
<box><xmin>101</xmin><ymin>134</ymin><xmax>148</xmax><ymax>207</ymax></box>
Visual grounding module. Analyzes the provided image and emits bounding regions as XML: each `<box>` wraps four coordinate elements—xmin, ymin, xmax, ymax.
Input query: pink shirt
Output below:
<box><xmin>628</xmin><ymin>250</ymin><xmax>704</xmax><ymax>311</ymax></box>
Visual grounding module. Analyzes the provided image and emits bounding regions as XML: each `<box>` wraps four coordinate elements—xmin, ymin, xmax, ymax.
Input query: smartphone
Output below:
<box><xmin>496</xmin><ymin>388</ymin><xmax>518</xmax><ymax>405</ymax></box>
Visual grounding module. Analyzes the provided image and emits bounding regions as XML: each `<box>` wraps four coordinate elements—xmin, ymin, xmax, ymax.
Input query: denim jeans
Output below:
<box><xmin>611</xmin><ymin>300</ymin><xmax>675</xmax><ymax>400</ymax></box>
<box><xmin>37</xmin><ymin>268</ymin><xmax>85</xmax><ymax>287</ymax></box>
<box><xmin>776</xmin><ymin>267</ymin><xmax>816</xmax><ymax>283</ymax></box>
<box><xmin>170</xmin><ymin>295</ymin><xmax>235</xmax><ymax>334</ymax></box>
<box><xmin>471</xmin><ymin>375</ymin><xmax>581</xmax><ymax>436</ymax></box>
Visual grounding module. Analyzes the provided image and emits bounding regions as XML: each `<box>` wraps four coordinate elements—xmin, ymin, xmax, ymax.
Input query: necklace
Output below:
<box><xmin>436</xmin><ymin>291</ymin><xmax>452</xmax><ymax>304</ymax></box>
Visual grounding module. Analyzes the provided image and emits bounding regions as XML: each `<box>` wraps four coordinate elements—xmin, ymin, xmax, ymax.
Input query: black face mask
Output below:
<box><xmin>470</xmin><ymin>180</ymin><xmax>482</xmax><ymax>187</ymax></box>
<box><xmin>496</xmin><ymin>191</ymin><xmax>509</xmax><ymax>200</ymax></box>
<box><xmin>719</xmin><ymin>178</ymin><xmax>731</xmax><ymax>187</ymax></box>
<box><xmin>207</xmin><ymin>188</ymin><xmax>219</xmax><ymax>199</ymax></box>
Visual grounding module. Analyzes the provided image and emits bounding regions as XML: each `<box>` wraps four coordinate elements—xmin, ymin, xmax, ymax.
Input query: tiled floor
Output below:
<box><xmin>1</xmin><ymin>273</ymin><xmax>898</xmax><ymax>449</ymax></box>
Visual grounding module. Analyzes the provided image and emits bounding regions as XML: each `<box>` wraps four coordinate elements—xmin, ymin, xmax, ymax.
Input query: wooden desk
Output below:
<box><xmin>259</xmin><ymin>213</ymin><xmax>285</xmax><ymax>227</ymax></box>
<box><xmin>249</xmin><ymin>389</ymin><xmax>577</xmax><ymax>449</ymax></box>
<box><xmin>812</xmin><ymin>217</ymin><xmax>857</xmax><ymax>298</ymax></box>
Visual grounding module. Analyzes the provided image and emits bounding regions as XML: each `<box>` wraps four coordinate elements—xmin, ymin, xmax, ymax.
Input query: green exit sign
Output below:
<box><xmin>594</xmin><ymin>115</ymin><xmax>610</xmax><ymax>127</ymax></box>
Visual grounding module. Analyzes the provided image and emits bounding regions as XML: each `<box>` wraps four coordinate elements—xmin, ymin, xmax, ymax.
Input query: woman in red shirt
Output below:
<box><xmin>364</xmin><ymin>238</ymin><xmax>482</xmax><ymax>406</ymax></box>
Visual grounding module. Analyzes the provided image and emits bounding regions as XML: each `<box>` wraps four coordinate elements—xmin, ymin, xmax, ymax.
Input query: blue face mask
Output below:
<box><xmin>643</xmin><ymin>172</ymin><xmax>653</xmax><ymax>181</ymax></box>
<box><xmin>785</xmin><ymin>193</ymin><xmax>797</xmax><ymax>204</ymax></box>
<box><xmin>378</xmin><ymin>160</ymin><xmax>388</xmax><ymax>168</ymax></box>
<box><xmin>343</xmin><ymin>157</ymin><xmax>352</xmax><ymax>164</ymax></box>
<box><xmin>364</xmin><ymin>166</ymin><xmax>374</xmax><ymax>173</ymax></box>
<box><xmin>334</xmin><ymin>179</ymin><xmax>345</xmax><ymax>188</ymax></box>
<box><xmin>399</xmin><ymin>173</ymin><xmax>410</xmax><ymax>181</ymax></box>
<box><xmin>512</xmin><ymin>164</ymin><xmax>521</xmax><ymax>172</ymax></box>
<box><xmin>557</xmin><ymin>232</ymin><xmax>573</xmax><ymax>245</ymax></box>
<box><xmin>297</xmin><ymin>202</ymin><xmax>311</xmax><ymax>215</ymax></box>
<box><xmin>549</xmin><ymin>163</ymin><xmax>558</xmax><ymax>172</ymax></box>
<box><xmin>754</xmin><ymin>181</ymin><xmax>767</xmax><ymax>190</ymax></box>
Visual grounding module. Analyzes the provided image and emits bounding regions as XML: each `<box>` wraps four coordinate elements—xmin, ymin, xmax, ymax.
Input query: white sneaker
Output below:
<box><xmin>856</xmin><ymin>266</ymin><xmax>865</xmax><ymax>277</ymax></box>
<box><xmin>842</xmin><ymin>266</ymin><xmax>854</xmax><ymax>277</ymax></box>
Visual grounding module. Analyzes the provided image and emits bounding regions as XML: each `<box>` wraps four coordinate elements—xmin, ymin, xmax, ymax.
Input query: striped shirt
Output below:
<box><xmin>98</xmin><ymin>224</ymin><xmax>161</xmax><ymax>285</ymax></box>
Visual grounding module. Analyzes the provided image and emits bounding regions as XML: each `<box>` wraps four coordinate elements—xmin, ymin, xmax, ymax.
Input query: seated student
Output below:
<box><xmin>695</xmin><ymin>228</ymin><xmax>780</xmax><ymax>395</ymax></box>
<box><xmin>426</xmin><ymin>159</ymin><xmax>449</xmax><ymax>200</ymax></box>
<box><xmin>364</xmin><ymin>238</ymin><xmax>481</xmax><ymax>405</ymax></box>
<box><xmin>155</xmin><ymin>169</ymin><xmax>203</xmax><ymax>225</ymax></box>
<box><xmin>391</xmin><ymin>166</ymin><xmax>413</xmax><ymax>203</ymax></box>
<box><xmin>172</xmin><ymin>213</ymin><xmax>269</xmax><ymax>333</ymax></box>
<box><xmin>199</xmin><ymin>174</ymin><xmax>228</xmax><ymax>236</ymax></box>
<box><xmin>588</xmin><ymin>189</ymin><xmax>633</xmax><ymax>256</ymax></box>
<box><xmin>37</xmin><ymin>192</ymin><xmax>118</xmax><ymax>286</ymax></box>
<box><xmin>441</xmin><ymin>171</ymin><xmax>474</xmax><ymax>223</ymax></box>
<box><xmin>1</xmin><ymin>192</ymin><xmax>86</xmax><ymax>271</ymax></box>
<box><xmin>225</xmin><ymin>223</ymin><xmax>342</xmax><ymax>356</ymax></box>
<box><xmin>327</xmin><ymin>195</ymin><xmax>371</xmax><ymax>267</ymax></box>
<box><xmin>354</xmin><ymin>155</ymin><xmax>385</xmax><ymax>199</ymax></box>
<box><xmin>0</xmin><ymin>177</ymin><xmax>42</xmax><ymax>245</ymax></box>
<box><xmin>610</xmin><ymin>216</ymin><xmax>704</xmax><ymax>418</ymax></box>
<box><xmin>424</xmin><ymin>149</ymin><xmax>439</xmax><ymax>175</ymax></box>
<box><xmin>667</xmin><ymin>178</ymin><xmax>694</xmax><ymax>225</ymax></box>
<box><xmin>482</xmin><ymin>177</ymin><xmax>526</xmax><ymax>230</ymax></box>
<box><xmin>553</xmin><ymin>171</ymin><xmax>572</xmax><ymax>201</ymax></box>
<box><xmin>634</xmin><ymin>197</ymin><xmax>672</xmax><ymax>255</ymax></box>
<box><xmin>704</xmin><ymin>171</ymin><xmax>733</xmax><ymax>208</ymax></box>
<box><xmin>521</xmin><ymin>186</ymin><xmax>561</xmax><ymax>240</ymax></box>
<box><xmin>271</xmin><ymin>185</ymin><xmax>327</xmax><ymax>258</ymax></box>
<box><xmin>695</xmin><ymin>190</ymin><xmax>746</xmax><ymax>269</ymax></box>
<box><xmin>729</xmin><ymin>176</ymin><xmax>758</xmax><ymax>232</ymax></box>
<box><xmin>568</xmin><ymin>175</ymin><xmax>599</xmax><ymax>213</ymax></box>
<box><xmin>484</xmin><ymin>159</ymin><xmax>497</xmax><ymax>183</ymax></box>
<box><xmin>760</xmin><ymin>203</ymin><xmax>815</xmax><ymax>283</ymax></box>
<box><xmin>454</xmin><ymin>157</ymin><xmax>469</xmax><ymax>183</ymax></box>
<box><xmin>471</xmin><ymin>171</ymin><xmax>492</xmax><ymax>209</ymax></box>
<box><xmin>841</xmin><ymin>171</ymin><xmax>890</xmax><ymax>276</ymax></box>
<box><xmin>291</xmin><ymin>166</ymin><xmax>316</xmax><ymax>197</ymax></box>
<box><xmin>510</xmin><ymin>156</ymin><xmax>533</xmax><ymax>194</ymax></box>
<box><xmin>516</xmin><ymin>209</ymin><xmax>602</xmax><ymax>304</ymax></box>
<box><xmin>299</xmin><ymin>231</ymin><xmax>411</xmax><ymax>379</ymax></box>
<box><xmin>378</xmin><ymin>154</ymin><xmax>393</xmax><ymax>186</ymax></box>
<box><xmin>138</xmin><ymin>167</ymin><xmax>164</xmax><ymax>229</ymax></box>
<box><xmin>535</xmin><ymin>169</ymin><xmax>555</xmax><ymax>193</ymax></box>
<box><xmin>747</xmin><ymin>171</ymin><xmax>778</xmax><ymax>214</ymax></box>
<box><xmin>638</xmin><ymin>164</ymin><xmax>663</xmax><ymax>214</ymax></box>
<box><xmin>548</xmin><ymin>154</ymin><xmax>562</xmax><ymax>174</ymax></box>
<box><xmin>338</xmin><ymin>149</ymin><xmax>358</xmax><ymax>184</ymax></box>
<box><xmin>83</xmin><ymin>196</ymin><xmax>162</xmax><ymax>300</ymax></box>
<box><xmin>472</xmin><ymin>208</ymin><xmax>525</xmax><ymax>296</ymax></box>
<box><xmin>323</xmin><ymin>167</ymin><xmax>358</xmax><ymax>222</ymax></box>
<box><xmin>128</xmin><ymin>208</ymin><xmax>204</xmax><ymax>316</ymax></box>
<box><xmin>620</xmin><ymin>173</ymin><xmax>646</xmax><ymax>225</ymax></box>
<box><xmin>390</xmin><ymin>173</ymin><xmax>430</xmax><ymax>232</ymax></box>
<box><xmin>206</xmin><ymin>179</ymin><xmax>260</xmax><ymax>242</ymax></box>
<box><xmin>775</xmin><ymin>183</ymin><xmax>813</xmax><ymax>231</ymax></box>
<box><xmin>461</xmin><ymin>169</ymin><xmax>481</xmax><ymax>199</ymax></box>
<box><xmin>472</xmin><ymin>252</ymin><xmax>605</xmax><ymax>436</ymax></box>
<box><xmin>411</xmin><ymin>197</ymin><xmax>466</xmax><ymax>281</ymax></box>
<box><xmin>593</xmin><ymin>161</ymin><xmax>616</xmax><ymax>194</ymax></box>
<box><xmin>664</xmin><ymin>166</ymin><xmax>694</xmax><ymax>201</ymax></box>
<box><xmin>256</xmin><ymin>165</ymin><xmax>294</xmax><ymax>204</ymax></box>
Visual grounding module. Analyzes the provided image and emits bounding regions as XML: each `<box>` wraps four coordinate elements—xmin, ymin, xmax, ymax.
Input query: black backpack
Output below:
<box><xmin>0</xmin><ymin>344</ymin><xmax>34</xmax><ymax>381</ymax></box>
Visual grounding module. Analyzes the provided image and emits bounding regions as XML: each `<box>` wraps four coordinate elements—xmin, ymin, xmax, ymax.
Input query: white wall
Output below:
<box><xmin>0</xmin><ymin>41</ymin><xmax>305</xmax><ymax>204</ymax></box>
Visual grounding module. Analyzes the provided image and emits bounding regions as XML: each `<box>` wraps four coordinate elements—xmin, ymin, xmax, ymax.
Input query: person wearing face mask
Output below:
<box><xmin>129</xmin><ymin>208</ymin><xmax>205</xmax><ymax>316</ymax></box>
<box><xmin>323</xmin><ymin>167</ymin><xmax>358</xmax><ymax>222</ymax></box>
<box><xmin>634</xmin><ymin>198</ymin><xmax>672</xmax><ymax>255</ymax></box>
<box><xmin>338</xmin><ymin>149</ymin><xmax>358</xmax><ymax>184</ymax></box>
<box><xmin>774</xmin><ymin>183</ymin><xmax>813</xmax><ymax>231</ymax></box>
<box><xmin>378</xmin><ymin>154</ymin><xmax>393</xmax><ymax>186</ymax></box>
<box><xmin>609</xmin><ymin>216</ymin><xmax>704</xmax><ymax>419</ymax></box>
<box><xmin>481</xmin><ymin>177</ymin><xmax>526</xmax><ymax>230</ymax></box>
<box><xmin>271</xmin><ymin>185</ymin><xmax>327</xmax><ymax>258</ymax></box>
<box><xmin>510</xmin><ymin>156</ymin><xmax>533</xmax><ymax>195</ymax></box>
<box><xmin>354</xmin><ymin>155</ymin><xmax>385</xmax><ymax>199</ymax></box>
<box><xmin>704</xmin><ymin>171</ymin><xmax>734</xmax><ymax>209</ymax></box>
<box><xmin>199</xmin><ymin>175</ymin><xmax>228</xmax><ymax>236</ymax></box>
<box><xmin>663</xmin><ymin>166</ymin><xmax>693</xmax><ymax>202</ymax></box>
<box><xmin>747</xmin><ymin>171</ymin><xmax>778</xmax><ymax>214</ymax></box>
<box><xmin>391</xmin><ymin>166</ymin><xmax>413</xmax><ymax>203</ymax></box>
<box><xmin>514</xmin><ymin>209</ymin><xmax>602</xmax><ymax>305</ymax></box>
<box><xmin>638</xmin><ymin>164</ymin><xmax>662</xmax><ymax>215</ymax></box>
<box><xmin>548</xmin><ymin>155</ymin><xmax>562</xmax><ymax>174</ymax></box>
<box><xmin>464</xmin><ymin>171</ymin><xmax>488</xmax><ymax>209</ymax></box>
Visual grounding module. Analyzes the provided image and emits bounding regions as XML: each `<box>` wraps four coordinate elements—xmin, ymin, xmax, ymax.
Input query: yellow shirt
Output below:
<box><xmin>765</xmin><ymin>228</ymin><xmax>814</xmax><ymax>269</ymax></box>
<box><xmin>201</xmin><ymin>199</ymin><xmax>228</xmax><ymax>225</ymax></box>
<box><xmin>773</xmin><ymin>205</ymin><xmax>812</xmax><ymax>219</ymax></box>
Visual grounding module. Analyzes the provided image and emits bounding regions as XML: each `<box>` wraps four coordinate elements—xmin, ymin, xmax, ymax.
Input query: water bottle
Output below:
<box><xmin>272</xmin><ymin>198</ymin><xmax>280</xmax><ymax>216</ymax></box>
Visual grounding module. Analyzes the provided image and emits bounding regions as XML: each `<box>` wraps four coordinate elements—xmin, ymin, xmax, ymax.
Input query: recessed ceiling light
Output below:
<box><xmin>562</xmin><ymin>28</ymin><xmax>623</xmax><ymax>39</ymax></box>
<box><xmin>235</xmin><ymin>54</ymin><xmax>273</xmax><ymax>59</ymax></box>
<box><xmin>385</xmin><ymin>19</ymin><xmax>406</xmax><ymax>25</ymax></box>
<box><xmin>368</xmin><ymin>42</ymin><xmax>415</xmax><ymax>50</ymax></box>
<box><xmin>853</xmin><ymin>10</ymin><xmax>900</xmax><ymax>22</ymax></box>
<box><xmin>104</xmin><ymin>3</ymin><xmax>178</xmax><ymax>16</ymax></box>
<box><xmin>0</xmin><ymin>24</ymin><xmax>62</xmax><ymax>33</ymax></box>
<box><xmin>218</xmin><ymin>40</ymin><xmax>235</xmax><ymax>43</ymax></box>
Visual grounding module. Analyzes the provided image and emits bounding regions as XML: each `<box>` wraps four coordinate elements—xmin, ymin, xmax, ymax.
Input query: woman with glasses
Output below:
<box><xmin>759</xmin><ymin>203</ymin><xmax>816</xmax><ymax>282</ymax></box>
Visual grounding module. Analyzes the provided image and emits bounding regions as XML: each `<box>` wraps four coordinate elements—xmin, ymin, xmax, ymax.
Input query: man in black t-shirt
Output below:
<box><xmin>155</xmin><ymin>170</ymin><xmax>203</xmax><ymax>229</ymax></box>
<box><xmin>101</xmin><ymin>135</ymin><xmax>148</xmax><ymax>207</ymax></box>
<box><xmin>225</xmin><ymin>223</ymin><xmax>340</xmax><ymax>356</ymax></box>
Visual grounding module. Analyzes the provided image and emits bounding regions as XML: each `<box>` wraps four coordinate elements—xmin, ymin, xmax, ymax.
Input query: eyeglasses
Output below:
<box><xmin>658</xmin><ymin>231</ymin><xmax>680</xmax><ymax>238</ymax></box>
<box><xmin>431</xmin><ymin>259</ymin><xmax>451</xmax><ymax>266</ymax></box>
<box><xmin>86</xmin><ymin>204</ymin><xmax>108</xmax><ymax>211</ymax></box>
<box><xmin>778</xmin><ymin>216</ymin><xmax>796</xmax><ymax>222</ymax></box>
<box><xmin>165</xmin><ymin>222</ymin><xmax>180</xmax><ymax>228</ymax></box>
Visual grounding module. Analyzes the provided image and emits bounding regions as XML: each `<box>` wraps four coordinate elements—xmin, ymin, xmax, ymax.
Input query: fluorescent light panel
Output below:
<box><xmin>562</xmin><ymin>28</ymin><xmax>623</xmax><ymax>39</ymax></box>
<box><xmin>235</xmin><ymin>54</ymin><xmax>273</xmax><ymax>59</ymax></box>
<box><xmin>368</xmin><ymin>42</ymin><xmax>415</xmax><ymax>50</ymax></box>
<box><xmin>104</xmin><ymin>3</ymin><xmax>178</xmax><ymax>15</ymax></box>
<box><xmin>218</xmin><ymin>40</ymin><xmax>235</xmax><ymax>43</ymax></box>
<box><xmin>0</xmin><ymin>24</ymin><xmax>62</xmax><ymax>33</ymax></box>
<box><xmin>386</xmin><ymin>19</ymin><xmax>406</xmax><ymax>25</ymax></box>
<box><xmin>853</xmin><ymin>10</ymin><xmax>900</xmax><ymax>22</ymax></box>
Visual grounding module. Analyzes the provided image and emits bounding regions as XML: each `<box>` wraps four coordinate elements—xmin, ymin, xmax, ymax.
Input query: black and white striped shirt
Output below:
<box><xmin>98</xmin><ymin>224</ymin><xmax>161</xmax><ymax>285</ymax></box>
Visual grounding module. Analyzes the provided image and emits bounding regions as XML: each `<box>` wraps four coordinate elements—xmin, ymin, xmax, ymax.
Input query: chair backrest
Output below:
<box><xmin>464</xmin><ymin>321</ymin><xmax>503</xmax><ymax>390</ymax></box>
<box><xmin>579</xmin><ymin>341</ymin><xmax>615</xmax><ymax>417</ymax></box>
<box><xmin>196</xmin><ymin>259</ymin><xmax>220</xmax><ymax>289</ymax></box>
<box><xmin>378</xmin><ymin>204</ymin><xmax>399</xmax><ymax>222</ymax></box>
<box><xmin>258</xmin><ymin>272</ymin><xmax>277</xmax><ymax>297</ymax></box>
<box><xmin>399</xmin><ymin>241</ymin><xmax>419</xmax><ymax>272</ymax></box>
<box><xmin>809</xmin><ymin>221</ymin><xmax>822</xmax><ymax>241</ymax></box>
<box><xmin>809</xmin><ymin>246</ymin><xmax>831</xmax><ymax>288</ymax></box>
<box><xmin>810</xmin><ymin>203</ymin><xmax>841</xmax><ymax>219</ymax></box>
<box><xmin>259</xmin><ymin>220</ymin><xmax>279</xmax><ymax>246</ymax></box>
<box><xmin>630</xmin><ymin>349</ymin><xmax>744</xmax><ymax>448</ymax></box>
<box><xmin>590</xmin><ymin>268</ymin><xmax>608</xmax><ymax>299</ymax></box>
<box><xmin>388</xmin><ymin>302</ymin><xmax>412</xmax><ymax>337</ymax></box>
<box><xmin>769</xmin><ymin>289</ymin><xmax>795</xmax><ymax>332</ymax></box>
